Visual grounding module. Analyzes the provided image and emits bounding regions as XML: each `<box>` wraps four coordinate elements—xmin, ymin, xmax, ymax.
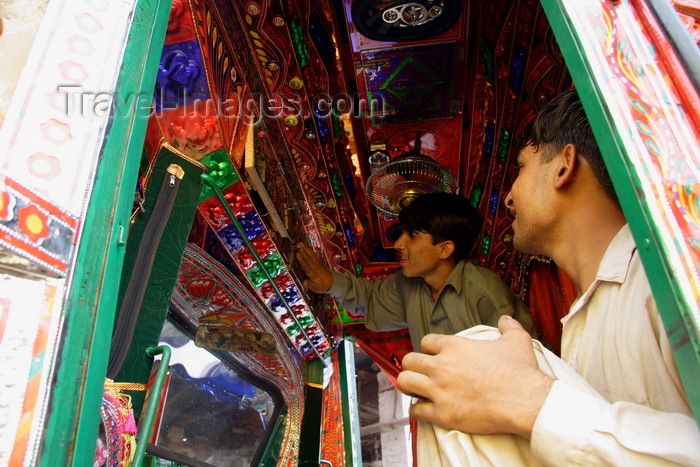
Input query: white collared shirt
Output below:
<box><xmin>531</xmin><ymin>224</ymin><xmax>700</xmax><ymax>465</ymax></box>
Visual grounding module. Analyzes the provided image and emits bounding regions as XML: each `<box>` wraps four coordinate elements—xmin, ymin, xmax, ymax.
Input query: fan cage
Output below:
<box><xmin>365</xmin><ymin>155</ymin><xmax>459</xmax><ymax>216</ymax></box>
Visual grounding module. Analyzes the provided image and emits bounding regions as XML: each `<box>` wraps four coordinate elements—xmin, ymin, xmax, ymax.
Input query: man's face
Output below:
<box><xmin>505</xmin><ymin>144</ymin><xmax>555</xmax><ymax>255</ymax></box>
<box><xmin>393</xmin><ymin>230</ymin><xmax>443</xmax><ymax>278</ymax></box>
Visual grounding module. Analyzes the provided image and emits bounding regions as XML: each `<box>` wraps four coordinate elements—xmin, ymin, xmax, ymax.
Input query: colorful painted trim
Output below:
<box><xmin>0</xmin><ymin>175</ymin><xmax>77</xmax><ymax>277</ymax></box>
<box><xmin>199</xmin><ymin>176</ymin><xmax>332</xmax><ymax>360</ymax></box>
<box><xmin>0</xmin><ymin>276</ymin><xmax>63</xmax><ymax>466</ymax></box>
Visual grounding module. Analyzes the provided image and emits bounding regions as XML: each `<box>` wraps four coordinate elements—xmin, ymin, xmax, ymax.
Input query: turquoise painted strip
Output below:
<box><xmin>28</xmin><ymin>352</ymin><xmax>44</xmax><ymax>380</ymax></box>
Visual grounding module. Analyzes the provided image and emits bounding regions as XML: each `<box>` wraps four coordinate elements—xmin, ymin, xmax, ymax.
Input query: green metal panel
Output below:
<box><xmin>39</xmin><ymin>0</ymin><xmax>173</xmax><ymax>464</ymax></box>
<box><xmin>133</xmin><ymin>345</ymin><xmax>172</xmax><ymax>467</ymax></box>
<box><xmin>339</xmin><ymin>338</ymin><xmax>363</xmax><ymax>466</ymax></box>
<box><xmin>259</xmin><ymin>404</ymin><xmax>290</xmax><ymax>466</ymax></box>
<box><xmin>540</xmin><ymin>0</ymin><xmax>700</xmax><ymax>425</ymax></box>
<box><xmin>298</xmin><ymin>383</ymin><xmax>323</xmax><ymax>465</ymax></box>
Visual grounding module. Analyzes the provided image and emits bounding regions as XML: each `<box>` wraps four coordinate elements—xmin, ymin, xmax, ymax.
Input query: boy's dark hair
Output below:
<box><xmin>522</xmin><ymin>87</ymin><xmax>618</xmax><ymax>202</ymax></box>
<box><xmin>398</xmin><ymin>192</ymin><xmax>482</xmax><ymax>262</ymax></box>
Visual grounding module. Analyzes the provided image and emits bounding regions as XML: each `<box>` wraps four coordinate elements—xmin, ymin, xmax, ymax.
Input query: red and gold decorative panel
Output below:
<box><xmin>143</xmin><ymin>0</ymin><xmax>339</xmax><ymax>360</ymax></box>
<box><xmin>227</xmin><ymin>0</ymin><xmax>359</xmax><ymax>273</ymax></box>
<box><xmin>319</xmin><ymin>349</ymin><xmax>345</xmax><ymax>466</ymax></box>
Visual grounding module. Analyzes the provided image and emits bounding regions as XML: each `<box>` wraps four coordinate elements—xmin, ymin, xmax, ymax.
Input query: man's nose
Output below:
<box><xmin>504</xmin><ymin>191</ymin><xmax>513</xmax><ymax>209</ymax></box>
<box><xmin>394</xmin><ymin>233</ymin><xmax>407</xmax><ymax>249</ymax></box>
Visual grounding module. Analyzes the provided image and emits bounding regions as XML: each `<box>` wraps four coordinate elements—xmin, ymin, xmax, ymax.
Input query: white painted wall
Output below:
<box><xmin>377</xmin><ymin>370</ymin><xmax>412</xmax><ymax>465</ymax></box>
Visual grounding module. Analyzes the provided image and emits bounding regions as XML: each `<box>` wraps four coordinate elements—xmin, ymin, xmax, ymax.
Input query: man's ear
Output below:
<box><xmin>553</xmin><ymin>143</ymin><xmax>578</xmax><ymax>189</ymax></box>
<box><xmin>439</xmin><ymin>240</ymin><xmax>455</xmax><ymax>260</ymax></box>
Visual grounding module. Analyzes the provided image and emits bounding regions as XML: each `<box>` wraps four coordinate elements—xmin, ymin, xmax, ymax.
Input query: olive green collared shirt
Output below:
<box><xmin>329</xmin><ymin>260</ymin><xmax>535</xmax><ymax>351</ymax></box>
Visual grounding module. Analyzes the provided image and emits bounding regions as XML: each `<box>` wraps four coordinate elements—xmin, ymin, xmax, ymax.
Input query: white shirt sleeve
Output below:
<box><xmin>531</xmin><ymin>380</ymin><xmax>700</xmax><ymax>466</ymax></box>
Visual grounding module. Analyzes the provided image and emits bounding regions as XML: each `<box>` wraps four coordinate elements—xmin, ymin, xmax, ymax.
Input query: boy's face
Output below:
<box><xmin>393</xmin><ymin>229</ymin><xmax>444</xmax><ymax>278</ymax></box>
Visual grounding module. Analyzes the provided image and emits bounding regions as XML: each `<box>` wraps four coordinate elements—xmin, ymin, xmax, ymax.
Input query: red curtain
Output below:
<box><xmin>523</xmin><ymin>259</ymin><xmax>577</xmax><ymax>355</ymax></box>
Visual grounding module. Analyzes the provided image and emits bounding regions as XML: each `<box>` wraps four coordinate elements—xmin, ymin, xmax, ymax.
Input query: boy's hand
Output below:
<box><xmin>295</xmin><ymin>243</ymin><xmax>334</xmax><ymax>293</ymax></box>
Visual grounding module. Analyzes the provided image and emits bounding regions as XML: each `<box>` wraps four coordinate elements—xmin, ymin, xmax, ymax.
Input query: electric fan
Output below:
<box><xmin>365</xmin><ymin>153</ymin><xmax>458</xmax><ymax>216</ymax></box>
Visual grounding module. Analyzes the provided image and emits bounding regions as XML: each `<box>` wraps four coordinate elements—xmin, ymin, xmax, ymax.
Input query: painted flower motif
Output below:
<box><xmin>183</xmin><ymin>113</ymin><xmax>219</xmax><ymax>152</ymax></box>
<box><xmin>40</xmin><ymin>119</ymin><xmax>72</xmax><ymax>145</ymax></box>
<box><xmin>0</xmin><ymin>190</ymin><xmax>16</xmax><ymax>222</ymax></box>
<box><xmin>17</xmin><ymin>204</ymin><xmax>50</xmax><ymax>244</ymax></box>
<box><xmin>66</xmin><ymin>35</ymin><xmax>95</xmax><ymax>55</ymax></box>
<box><xmin>185</xmin><ymin>278</ymin><xmax>214</xmax><ymax>297</ymax></box>
<box><xmin>157</xmin><ymin>50</ymin><xmax>201</xmax><ymax>94</ymax></box>
<box><xmin>75</xmin><ymin>12</ymin><xmax>102</xmax><ymax>33</ymax></box>
<box><xmin>166</xmin><ymin>110</ymin><xmax>221</xmax><ymax>160</ymax></box>
<box><xmin>168</xmin><ymin>0</ymin><xmax>186</xmax><ymax>33</ymax></box>
<box><xmin>28</xmin><ymin>153</ymin><xmax>61</xmax><ymax>180</ymax></box>
<box><xmin>57</xmin><ymin>60</ymin><xmax>89</xmax><ymax>82</ymax></box>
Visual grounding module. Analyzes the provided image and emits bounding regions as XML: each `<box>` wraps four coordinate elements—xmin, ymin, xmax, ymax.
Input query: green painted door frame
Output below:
<box><xmin>540</xmin><ymin>0</ymin><xmax>700</xmax><ymax>425</ymax></box>
<box><xmin>39</xmin><ymin>0</ymin><xmax>173</xmax><ymax>464</ymax></box>
<box><xmin>339</xmin><ymin>338</ymin><xmax>363</xmax><ymax>466</ymax></box>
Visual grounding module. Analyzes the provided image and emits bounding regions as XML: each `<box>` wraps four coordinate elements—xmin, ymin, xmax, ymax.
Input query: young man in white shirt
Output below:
<box><xmin>397</xmin><ymin>88</ymin><xmax>700</xmax><ymax>464</ymax></box>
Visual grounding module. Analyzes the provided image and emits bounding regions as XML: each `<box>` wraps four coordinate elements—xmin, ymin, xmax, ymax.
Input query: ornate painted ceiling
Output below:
<box><xmin>139</xmin><ymin>0</ymin><xmax>578</xmax><ymax>364</ymax></box>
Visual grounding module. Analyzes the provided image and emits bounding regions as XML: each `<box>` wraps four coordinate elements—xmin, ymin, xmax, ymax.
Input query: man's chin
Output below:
<box><xmin>513</xmin><ymin>237</ymin><xmax>540</xmax><ymax>256</ymax></box>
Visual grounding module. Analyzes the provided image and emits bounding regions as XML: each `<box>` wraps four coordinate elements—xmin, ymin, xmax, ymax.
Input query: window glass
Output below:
<box><xmin>151</xmin><ymin>320</ymin><xmax>276</xmax><ymax>466</ymax></box>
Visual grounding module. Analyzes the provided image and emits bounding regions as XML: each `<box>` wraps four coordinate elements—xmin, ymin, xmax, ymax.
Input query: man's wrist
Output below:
<box><xmin>326</xmin><ymin>270</ymin><xmax>343</xmax><ymax>295</ymax></box>
<box><xmin>508</xmin><ymin>371</ymin><xmax>554</xmax><ymax>438</ymax></box>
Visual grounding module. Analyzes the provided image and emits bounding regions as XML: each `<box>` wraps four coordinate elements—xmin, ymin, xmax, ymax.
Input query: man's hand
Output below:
<box><xmin>396</xmin><ymin>316</ymin><xmax>554</xmax><ymax>438</ymax></box>
<box><xmin>295</xmin><ymin>243</ymin><xmax>334</xmax><ymax>293</ymax></box>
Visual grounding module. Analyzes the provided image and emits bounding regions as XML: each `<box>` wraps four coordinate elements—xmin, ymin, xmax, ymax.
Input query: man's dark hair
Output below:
<box><xmin>523</xmin><ymin>87</ymin><xmax>618</xmax><ymax>202</ymax></box>
<box><xmin>398</xmin><ymin>192</ymin><xmax>482</xmax><ymax>262</ymax></box>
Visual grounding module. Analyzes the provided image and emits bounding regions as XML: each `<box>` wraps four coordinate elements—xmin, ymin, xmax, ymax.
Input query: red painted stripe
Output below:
<box><xmin>4</xmin><ymin>177</ymin><xmax>77</xmax><ymax>228</ymax></box>
<box><xmin>0</xmin><ymin>230</ymin><xmax>67</xmax><ymax>272</ymax></box>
